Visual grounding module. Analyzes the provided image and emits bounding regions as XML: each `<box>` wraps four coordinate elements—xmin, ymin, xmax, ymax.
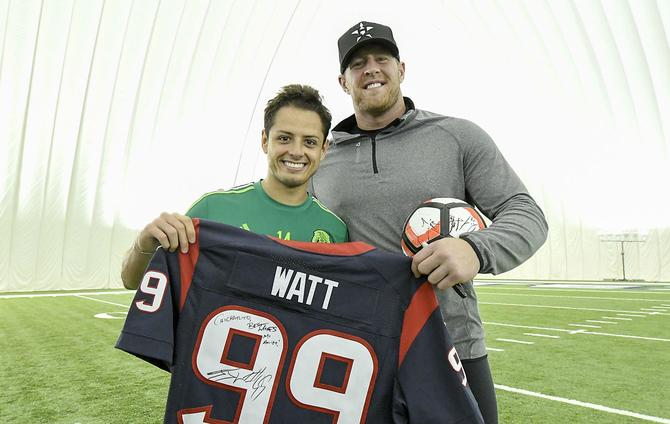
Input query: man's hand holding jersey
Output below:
<box><xmin>122</xmin><ymin>212</ymin><xmax>196</xmax><ymax>290</ymax></box>
<box><xmin>136</xmin><ymin>212</ymin><xmax>196</xmax><ymax>254</ymax></box>
<box><xmin>410</xmin><ymin>237</ymin><xmax>480</xmax><ymax>290</ymax></box>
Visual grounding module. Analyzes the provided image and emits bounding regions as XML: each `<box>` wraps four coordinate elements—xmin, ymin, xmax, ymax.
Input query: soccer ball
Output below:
<box><xmin>401</xmin><ymin>198</ymin><xmax>486</xmax><ymax>256</ymax></box>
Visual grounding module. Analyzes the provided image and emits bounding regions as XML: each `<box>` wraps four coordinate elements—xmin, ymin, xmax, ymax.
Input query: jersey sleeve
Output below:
<box><xmin>394</xmin><ymin>282</ymin><xmax>484</xmax><ymax>423</ymax></box>
<box><xmin>115</xmin><ymin>248</ymin><xmax>180</xmax><ymax>372</ymax></box>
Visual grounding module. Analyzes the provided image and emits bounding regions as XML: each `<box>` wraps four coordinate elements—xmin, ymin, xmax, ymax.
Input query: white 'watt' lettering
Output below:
<box><xmin>271</xmin><ymin>266</ymin><xmax>339</xmax><ymax>309</ymax></box>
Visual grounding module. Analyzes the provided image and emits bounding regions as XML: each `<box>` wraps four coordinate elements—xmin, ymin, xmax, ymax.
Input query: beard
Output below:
<box><xmin>354</xmin><ymin>82</ymin><xmax>402</xmax><ymax>116</ymax></box>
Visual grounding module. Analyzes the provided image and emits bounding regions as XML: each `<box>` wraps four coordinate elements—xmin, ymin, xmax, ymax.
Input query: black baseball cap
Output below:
<box><xmin>338</xmin><ymin>21</ymin><xmax>399</xmax><ymax>74</ymax></box>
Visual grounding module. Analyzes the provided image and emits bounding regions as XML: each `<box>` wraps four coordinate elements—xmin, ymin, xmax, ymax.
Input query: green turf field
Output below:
<box><xmin>1</xmin><ymin>282</ymin><xmax>668</xmax><ymax>423</ymax></box>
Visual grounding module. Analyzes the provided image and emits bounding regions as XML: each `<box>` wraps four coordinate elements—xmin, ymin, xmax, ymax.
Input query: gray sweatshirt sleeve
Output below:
<box><xmin>447</xmin><ymin>119</ymin><xmax>548</xmax><ymax>275</ymax></box>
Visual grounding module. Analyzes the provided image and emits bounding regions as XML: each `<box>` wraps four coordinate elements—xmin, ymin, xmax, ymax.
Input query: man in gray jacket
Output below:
<box><xmin>311</xmin><ymin>21</ymin><xmax>548</xmax><ymax>423</ymax></box>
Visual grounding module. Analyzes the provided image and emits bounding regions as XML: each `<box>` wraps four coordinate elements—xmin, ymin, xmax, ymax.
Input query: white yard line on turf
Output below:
<box><xmin>486</xmin><ymin>347</ymin><xmax>505</xmax><ymax>352</ymax></box>
<box><xmin>479</xmin><ymin>301</ymin><xmax>657</xmax><ymax>315</ymax></box>
<box><xmin>617</xmin><ymin>313</ymin><xmax>646</xmax><ymax>317</ymax></box>
<box><xmin>476</xmin><ymin>283</ymin><xmax>666</xmax><ymax>289</ymax></box>
<box><xmin>483</xmin><ymin>322</ymin><xmax>670</xmax><ymax>342</ymax></box>
<box><xmin>569</xmin><ymin>324</ymin><xmax>601</xmax><ymax>328</ymax></box>
<box><xmin>586</xmin><ymin>320</ymin><xmax>617</xmax><ymax>324</ymax></box>
<box><xmin>0</xmin><ymin>290</ymin><xmax>130</xmax><ymax>299</ymax></box>
<box><xmin>523</xmin><ymin>333</ymin><xmax>560</xmax><ymax>339</ymax></box>
<box><xmin>477</xmin><ymin>289</ymin><xmax>670</xmax><ymax>300</ymax></box>
<box><xmin>602</xmin><ymin>316</ymin><xmax>632</xmax><ymax>321</ymax></box>
<box><xmin>494</xmin><ymin>384</ymin><xmax>670</xmax><ymax>423</ymax></box>
<box><xmin>75</xmin><ymin>295</ymin><xmax>130</xmax><ymax>308</ymax></box>
<box><xmin>496</xmin><ymin>338</ymin><xmax>534</xmax><ymax>345</ymax></box>
<box><xmin>583</xmin><ymin>331</ymin><xmax>670</xmax><ymax>342</ymax></box>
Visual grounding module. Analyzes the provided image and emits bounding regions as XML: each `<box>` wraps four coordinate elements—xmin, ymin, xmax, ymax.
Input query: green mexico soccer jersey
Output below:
<box><xmin>186</xmin><ymin>180</ymin><xmax>348</xmax><ymax>243</ymax></box>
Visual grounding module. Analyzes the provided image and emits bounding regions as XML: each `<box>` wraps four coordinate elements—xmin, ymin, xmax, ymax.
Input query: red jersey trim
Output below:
<box><xmin>177</xmin><ymin>405</ymin><xmax>227</xmax><ymax>424</ymax></box>
<box><xmin>398</xmin><ymin>282</ymin><xmax>438</xmax><ymax>366</ymax></box>
<box><xmin>178</xmin><ymin>218</ymin><xmax>201</xmax><ymax>311</ymax></box>
<box><xmin>272</xmin><ymin>238</ymin><xmax>375</xmax><ymax>256</ymax></box>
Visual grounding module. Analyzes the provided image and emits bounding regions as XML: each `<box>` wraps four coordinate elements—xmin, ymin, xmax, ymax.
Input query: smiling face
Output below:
<box><xmin>262</xmin><ymin>105</ymin><xmax>327</xmax><ymax>195</ymax></box>
<box><xmin>339</xmin><ymin>44</ymin><xmax>405</xmax><ymax>118</ymax></box>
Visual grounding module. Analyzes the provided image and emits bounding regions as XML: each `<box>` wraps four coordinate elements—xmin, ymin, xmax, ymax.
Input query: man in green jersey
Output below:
<box><xmin>121</xmin><ymin>84</ymin><xmax>347</xmax><ymax>290</ymax></box>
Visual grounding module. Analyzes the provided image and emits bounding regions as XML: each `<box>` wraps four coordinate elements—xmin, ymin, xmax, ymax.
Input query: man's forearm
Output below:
<box><xmin>464</xmin><ymin>193</ymin><xmax>548</xmax><ymax>275</ymax></box>
<box><xmin>120</xmin><ymin>245</ymin><xmax>153</xmax><ymax>290</ymax></box>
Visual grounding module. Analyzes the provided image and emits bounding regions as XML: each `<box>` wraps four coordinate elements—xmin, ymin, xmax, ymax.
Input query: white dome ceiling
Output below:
<box><xmin>1</xmin><ymin>0</ymin><xmax>668</xmax><ymax>289</ymax></box>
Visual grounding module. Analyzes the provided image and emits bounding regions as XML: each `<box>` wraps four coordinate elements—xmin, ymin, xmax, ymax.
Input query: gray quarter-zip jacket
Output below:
<box><xmin>311</xmin><ymin>97</ymin><xmax>548</xmax><ymax>359</ymax></box>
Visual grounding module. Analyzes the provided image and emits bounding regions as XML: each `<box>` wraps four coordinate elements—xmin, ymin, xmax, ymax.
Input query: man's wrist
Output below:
<box><xmin>459</xmin><ymin>235</ymin><xmax>483</xmax><ymax>273</ymax></box>
<box><xmin>133</xmin><ymin>239</ymin><xmax>155</xmax><ymax>255</ymax></box>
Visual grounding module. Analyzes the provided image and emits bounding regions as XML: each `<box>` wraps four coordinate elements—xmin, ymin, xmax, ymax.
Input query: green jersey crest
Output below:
<box><xmin>311</xmin><ymin>230</ymin><xmax>332</xmax><ymax>243</ymax></box>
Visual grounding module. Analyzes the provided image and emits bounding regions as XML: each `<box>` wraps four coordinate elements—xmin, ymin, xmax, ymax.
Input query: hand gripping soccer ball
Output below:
<box><xmin>401</xmin><ymin>198</ymin><xmax>486</xmax><ymax>256</ymax></box>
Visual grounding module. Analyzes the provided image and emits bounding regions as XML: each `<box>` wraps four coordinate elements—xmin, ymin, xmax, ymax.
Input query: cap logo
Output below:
<box><xmin>351</xmin><ymin>22</ymin><xmax>374</xmax><ymax>42</ymax></box>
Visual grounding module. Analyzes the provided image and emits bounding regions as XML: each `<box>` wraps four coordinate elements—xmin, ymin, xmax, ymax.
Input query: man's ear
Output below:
<box><xmin>398</xmin><ymin>61</ymin><xmax>406</xmax><ymax>83</ymax></box>
<box><xmin>321</xmin><ymin>138</ymin><xmax>330</xmax><ymax>159</ymax></box>
<box><xmin>338</xmin><ymin>75</ymin><xmax>350</xmax><ymax>94</ymax></box>
<box><xmin>261</xmin><ymin>129</ymin><xmax>269</xmax><ymax>153</ymax></box>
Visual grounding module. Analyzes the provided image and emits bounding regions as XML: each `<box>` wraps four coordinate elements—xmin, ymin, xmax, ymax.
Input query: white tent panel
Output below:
<box><xmin>1</xmin><ymin>0</ymin><xmax>669</xmax><ymax>291</ymax></box>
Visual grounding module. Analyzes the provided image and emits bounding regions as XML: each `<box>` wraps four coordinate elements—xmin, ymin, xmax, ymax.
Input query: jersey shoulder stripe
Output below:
<box><xmin>187</xmin><ymin>183</ymin><xmax>256</xmax><ymax>210</ymax></box>
<box><xmin>178</xmin><ymin>219</ymin><xmax>202</xmax><ymax>311</ymax></box>
<box><xmin>399</xmin><ymin>282</ymin><xmax>438</xmax><ymax>365</ymax></box>
<box><xmin>225</xmin><ymin>182</ymin><xmax>256</xmax><ymax>193</ymax></box>
<box><xmin>311</xmin><ymin>196</ymin><xmax>346</xmax><ymax>226</ymax></box>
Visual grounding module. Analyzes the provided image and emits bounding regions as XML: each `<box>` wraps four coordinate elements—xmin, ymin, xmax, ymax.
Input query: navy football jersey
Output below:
<box><xmin>116</xmin><ymin>219</ymin><xmax>483</xmax><ymax>424</ymax></box>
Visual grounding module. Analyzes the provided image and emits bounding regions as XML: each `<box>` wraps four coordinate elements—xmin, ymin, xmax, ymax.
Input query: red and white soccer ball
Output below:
<box><xmin>401</xmin><ymin>198</ymin><xmax>486</xmax><ymax>256</ymax></box>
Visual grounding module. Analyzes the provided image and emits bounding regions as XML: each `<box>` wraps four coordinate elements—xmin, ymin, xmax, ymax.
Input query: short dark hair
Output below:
<box><xmin>264</xmin><ymin>84</ymin><xmax>332</xmax><ymax>140</ymax></box>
